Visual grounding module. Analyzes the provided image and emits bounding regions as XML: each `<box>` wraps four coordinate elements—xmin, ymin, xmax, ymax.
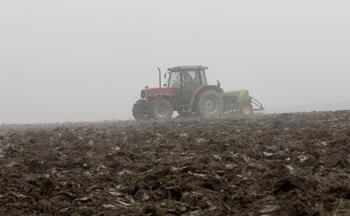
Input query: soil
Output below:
<box><xmin>1</xmin><ymin>111</ymin><xmax>350</xmax><ymax>215</ymax></box>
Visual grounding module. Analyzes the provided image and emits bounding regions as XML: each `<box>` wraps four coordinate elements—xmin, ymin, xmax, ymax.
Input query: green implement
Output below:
<box><xmin>222</xmin><ymin>90</ymin><xmax>264</xmax><ymax>115</ymax></box>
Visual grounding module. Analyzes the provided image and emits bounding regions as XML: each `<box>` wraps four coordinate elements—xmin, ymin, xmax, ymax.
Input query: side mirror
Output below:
<box><xmin>163</xmin><ymin>83</ymin><xmax>167</xmax><ymax>87</ymax></box>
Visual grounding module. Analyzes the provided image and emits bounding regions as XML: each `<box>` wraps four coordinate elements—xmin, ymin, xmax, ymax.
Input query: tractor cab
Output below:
<box><xmin>167</xmin><ymin>65</ymin><xmax>208</xmax><ymax>88</ymax></box>
<box><xmin>166</xmin><ymin>66</ymin><xmax>210</xmax><ymax>105</ymax></box>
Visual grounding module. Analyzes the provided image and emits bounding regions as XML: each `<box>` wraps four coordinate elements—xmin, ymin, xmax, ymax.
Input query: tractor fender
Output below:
<box><xmin>189</xmin><ymin>85</ymin><xmax>223</xmax><ymax>113</ymax></box>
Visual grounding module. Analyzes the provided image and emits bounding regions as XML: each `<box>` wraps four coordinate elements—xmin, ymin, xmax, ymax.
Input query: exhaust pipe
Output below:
<box><xmin>157</xmin><ymin>67</ymin><xmax>162</xmax><ymax>88</ymax></box>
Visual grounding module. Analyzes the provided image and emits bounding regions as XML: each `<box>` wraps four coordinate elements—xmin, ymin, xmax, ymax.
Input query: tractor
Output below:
<box><xmin>132</xmin><ymin>65</ymin><xmax>264</xmax><ymax>121</ymax></box>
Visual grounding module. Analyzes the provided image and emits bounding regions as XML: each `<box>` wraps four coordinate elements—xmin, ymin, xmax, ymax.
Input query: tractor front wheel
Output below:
<box><xmin>197</xmin><ymin>90</ymin><xmax>223</xmax><ymax>119</ymax></box>
<box><xmin>149</xmin><ymin>98</ymin><xmax>174</xmax><ymax>121</ymax></box>
<box><xmin>132</xmin><ymin>100</ymin><xmax>149</xmax><ymax>121</ymax></box>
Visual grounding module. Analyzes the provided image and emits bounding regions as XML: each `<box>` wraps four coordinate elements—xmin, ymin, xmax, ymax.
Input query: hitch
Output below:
<box><xmin>251</xmin><ymin>97</ymin><xmax>264</xmax><ymax>111</ymax></box>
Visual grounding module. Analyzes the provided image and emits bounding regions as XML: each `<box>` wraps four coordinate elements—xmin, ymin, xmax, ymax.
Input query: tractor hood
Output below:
<box><xmin>146</xmin><ymin>87</ymin><xmax>177</xmax><ymax>101</ymax></box>
<box><xmin>146</xmin><ymin>87</ymin><xmax>177</xmax><ymax>95</ymax></box>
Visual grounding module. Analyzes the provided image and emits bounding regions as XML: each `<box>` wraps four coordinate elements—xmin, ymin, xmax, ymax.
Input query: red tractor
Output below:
<box><xmin>132</xmin><ymin>65</ymin><xmax>263</xmax><ymax>121</ymax></box>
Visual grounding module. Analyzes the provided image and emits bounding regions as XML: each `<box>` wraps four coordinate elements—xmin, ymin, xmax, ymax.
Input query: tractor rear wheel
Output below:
<box><xmin>197</xmin><ymin>90</ymin><xmax>223</xmax><ymax>118</ymax></box>
<box><xmin>132</xmin><ymin>100</ymin><xmax>149</xmax><ymax>121</ymax></box>
<box><xmin>149</xmin><ymin>98</ymin><xmax>174</xmax><ymax>121</ymax></box>
<box><xmin>241</xmin><ymin>104</ymin><xmax>253</xmax><ymax>115</ymax></box>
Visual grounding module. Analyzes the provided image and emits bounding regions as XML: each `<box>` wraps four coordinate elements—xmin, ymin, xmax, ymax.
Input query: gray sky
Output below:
<box><xmin>1</xmin><ymin>0</ymin><xmax>350</xmax><ymax>123</ymax></box>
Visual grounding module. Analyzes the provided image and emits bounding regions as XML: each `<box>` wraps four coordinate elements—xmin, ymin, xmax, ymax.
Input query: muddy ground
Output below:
<box><xmin>1</xmin><ymin>111</ymin><xmax>350</xmax><ymax>215</ymax></box>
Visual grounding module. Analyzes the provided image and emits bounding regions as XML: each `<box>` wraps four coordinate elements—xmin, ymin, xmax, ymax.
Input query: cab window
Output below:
<box><xmin>183</xmin><ymin>71</ymin><xmax>200</xmax><ymax>85</ymax></box>
<box><xmin>168</xmin><ymin>72</ymin><xmax>181</xmax><ymax>88</ymax></box>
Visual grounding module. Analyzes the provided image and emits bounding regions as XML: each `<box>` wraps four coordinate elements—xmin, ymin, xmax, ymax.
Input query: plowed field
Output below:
<box><xmin>1</xmin><ymin>111</ymin><xmax>350</xmax><ymax>215</ymax></box>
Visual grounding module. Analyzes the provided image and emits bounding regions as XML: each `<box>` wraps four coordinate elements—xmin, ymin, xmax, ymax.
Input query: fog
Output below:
<box><xmin>1</xmin><ymin>0</ymin><xmax>350</xmax><ymax>123</ymax></box>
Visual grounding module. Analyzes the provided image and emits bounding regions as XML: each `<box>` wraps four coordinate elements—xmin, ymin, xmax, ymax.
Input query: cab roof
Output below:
<box><xmin>168</xmin><ymin>65</ymin><xmax>208</xmax><ymax>72</ymax></box>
